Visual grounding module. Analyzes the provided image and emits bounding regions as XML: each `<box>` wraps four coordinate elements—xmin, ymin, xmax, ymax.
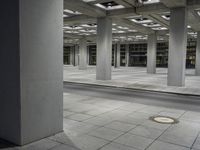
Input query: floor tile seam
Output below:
<box><xmin>101</xmin><ymin>120</ymin><xmax>138</xmax><ymax>133</ymax></box>
<box><xmin>191</xmin><ymin>132</ymin><xmax>200</xmax><ymax>149</ymax></box>
<box><xmin>179</xmin><ymin>118</ymin><xmax>200</xmax><ymax>124</ymax></box>
<box><xmin>47</xmin><ymin>143</ymin><xmax>68</xmax><ymax>150</ymax></box>
<box><xmin>88</xmin><ymin>107</ymin><xmax>129</xmax><ymax>119</ymax></box>
<box><xmin>127</xmin><ymin>125</ymin><xmax>165</xmax><ymax>139</ymax></box>
<box><xmin>144</xmin><ymin>122</ymin><xmax>173</xmax><ymax>150</ymax></box>
<box><xmin>48</xmin><ymin>139</ymin><xmax>73</xmax><ymax>149</ymax></box>
<box><xmin>64</xmin><ymin>115</ymin><xmax>96</xmax><ymax>122</ymax></box>
<box><xmin>86</xmin><ymin>125</ymin><xmax>137</xmax><ymax>146</ymax></box>
<box><xmin>97</xmin><ymin>141</ymin><xmax>141</xmax><ymax>150</ymax></box>
<box><xmin>96</xmin><ymin>140</ymin><xmax>113</xmax><ymax>150</ymax></box>
<box><xmin>157</xmin><ymin>138</ymin><xmax>192</xmax><ymax>149</ymax></box>
<box><xmin>103</xmin><ymin>124</ymin><xmax>143</xmax><ymax>147</ymax></box>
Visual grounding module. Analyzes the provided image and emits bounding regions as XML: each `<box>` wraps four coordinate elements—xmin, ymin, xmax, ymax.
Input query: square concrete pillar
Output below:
<box><xmin>0</xmin><ymin>0</ymin><xmax>63</xmax><ymax>145</ymax></box>
<box><xmin>147</xmin><ymin>33</ymin><xmax>157</xmax><ymax>74</ymax></box>
<box><xmin>116</xmin><ymin>43</ymin><xmax>121</xmax><ymax>68</ymax></box>
<box><xmin>196</xmin><ymin>31</ymin><xmax>200</xmax><ymax>75</ymax></box>
<box><xmin>125</xmin><ymin>44</ymin><xmax>129</xmax><ymax>67</ymax></box>
<box><xmin>70</xmin><ymin>46</ymin><xmax>75</xmax><ymax>66</ymax></box>
<box><xmin>96</xmin><ymin>17</ymin><xmax>112</xmax><ymax>80</ymax></box>
<box><xmin>79</xmin><ymin>38</ymin><xmax>87</xmax><ymax>70</ymax></box>
<box><xmin>74</xmin><ymin>45</ymin><xmax>79</xmax><ymax>66</ymax></box>
<box><xmin>168</xmin><ymin>7</ymin><xmax>188</xmax><ymax>86</ymax></box>
<box><xmin>87</xmin><ymin>45</ymin><xmax>90</xmax><ymax>65</ymax></box>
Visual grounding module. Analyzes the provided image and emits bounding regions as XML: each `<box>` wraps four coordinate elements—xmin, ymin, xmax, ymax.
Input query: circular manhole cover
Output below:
<box><xmin>149</xmin><ymin>116</ymin><xmax>179</xmax><ymax>124</ymax></box>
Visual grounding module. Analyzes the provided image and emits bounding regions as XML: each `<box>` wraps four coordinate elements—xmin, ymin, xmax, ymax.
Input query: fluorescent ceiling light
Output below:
<box><xmin>118</xmin><ymin>26</ymin><xmax>129</xmax><ymax>30</ymax></box>
<box><xmin>63</xmin><ymin>14</ymin><xmax>68</xmax><ymax>18</ymax></box>
<box><xmin>161</xmin><ymin>15</ymin><xmax>170</xmax><ymax>20</ymax></box>
<box><xmin>95</xmin><ymin>3</ymin><xmax>124</xmax><ymax>10</ymax></box>
<box><xmin>128</xmin><ymin>29</ymin><xmax>137</xmax><ymax>32</ymax></box>
<box><xmin>197</xmin><ymin>11</ymin><xmax>200</xmax><ymax>16</ymax></box>
<box><xmin>63</xmin><ymin>26</ymin><xmax>83</xmax><ymax>30</ymax></box>
<box><xmin>81</xmin><ymin>24</ymin><xmax>97</xmax><ymax>28</ymax></box>
<box><xmin>152</xmin><ymin>27</ymin><xmax>167</xmax><ymax>30</ymax></box>
<box><xmin>143</xmin><ymin>0</ymin><xmax>160</xmax><ymax>4</ymax></box>
<box><xmin>82</xmin><ymin>0</ymin><xmax>96</xmax><ymax>2</ymax></box>
<box><xmin>64</xmin><ymin>9</ymin><xmax>82</xmax><ymax>15</ymax></box>
<box><xmin>143</xmin><ymin>23</ymin><xmax>161</xmax><ymax>27</ymax></box>
<box><xmin>131</xmin><ymin>18</ymin><xmax>153</xmax><ymax>24</ymax></box>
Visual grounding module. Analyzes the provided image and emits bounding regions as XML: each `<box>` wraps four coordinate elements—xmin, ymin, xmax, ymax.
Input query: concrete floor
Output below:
<box><xmin>2</xmin><ymin>66</ymin><xmax>200</xmax><ymax>150</ymax></box>
<box><xmin>3</xmin><ymin>92</ymin><xmax>200</xmax><ymax>150</ymax></box>
<box><xmin>63</xmin><ymin>66</ymin><xmax>200</xmax><ymax>96</ymax></box>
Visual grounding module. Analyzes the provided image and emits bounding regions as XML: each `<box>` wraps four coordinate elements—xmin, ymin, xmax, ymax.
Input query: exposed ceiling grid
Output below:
<box><xmin>63</xmin><ymin>0</ymin><xmax>200</xmax><ymax>43</ymax></box>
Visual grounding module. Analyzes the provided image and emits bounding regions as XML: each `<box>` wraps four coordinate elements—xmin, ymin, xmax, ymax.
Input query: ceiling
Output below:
<box><xmin>63</xmin><ymin>0</ymin><xmax>200</xmax><ymax>44</ymax></box>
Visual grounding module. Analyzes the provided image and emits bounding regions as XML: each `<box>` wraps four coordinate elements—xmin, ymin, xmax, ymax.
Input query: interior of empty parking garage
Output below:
<box><xmin>1</xmin><ymin>0</ymin><xmax>200</xmax><ymax>150</ymax></box>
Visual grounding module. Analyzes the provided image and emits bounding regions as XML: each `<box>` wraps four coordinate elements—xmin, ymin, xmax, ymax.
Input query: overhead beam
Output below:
<box><xmin>64</xmin><ymin>15</ymin><xmax>96</xmax><ymax>25</ymax></box>
<box><xmin>146</xmin><ymin>14</ymin><xmax>169</xmax><ymax>28</ymax></box>
<box><xmin>160</xmin><ymin>0</ymin><xmax>186</xmax><ymax>8</ymax></box>
<box><xmin>116</xmin><ymin>19</ymin><xmax>154</xmax><ymax>34</ymax></box>
<box><xmin>137</xmin><ymin>3</ymin><xmax>169</xmax><ymax>15</ymax></box>
<box><xmin>64</xmin><ymin>0</ymin><xmax>106</xmax><ymax>17</ymax></box>
<box><xmin>187</xmin><ymin>0</ymin><xmax>200</xmax><ymax>9</ymax></box>
<box><xmin>188</xmin><ymin>10</ymin><xmax>200</xmax><ymax>31</ymax></box>
<box><xmin>108</xmin><ymin>8</ymin><xmax>137</xmax><ymax>18</ymax></box>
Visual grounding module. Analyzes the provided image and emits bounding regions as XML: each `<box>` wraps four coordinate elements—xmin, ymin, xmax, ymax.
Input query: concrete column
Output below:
<box><xmin>79</xmin><ymin>38</ymin><xmax>87</xmax><ymax>70</ymax></box>
<box><xmin>168</xmin><ymin>7</ymin><xmax>187</xmax><ymax>86</ymax></box>
<box><xmin>147</xmin><ymin>33</ymin><xmax>157</xmax><ymax>74</ymax></box>
<box><xmin>196</xmin><ymin>32</ymin><xmax>200</xmax><ymax>75</ymax></box>
<box><xmin>87</xmin><ymin>45</ymin><xmax>90</xmax><ymax>65</ymax></box>
<box><xmin>70</xmin><ymin>46</ymin><xmax>75</xmax><ymax>66</ymax></box>
<box><xmin>113</xmin><ymin>44</ymin><xmax>116</xmax><ymax>67</ymax></box>
<box><xmin>116</xmin><ymin>43</ymin><xmax>121</xmax><ymax>68</ymax></box>
<box><xmin>0</xmin><ymin>0</ymin><xmax>63</xmax><ymax>145</ymax></box>
<box><xmin>74</xmin><ymin>45</ymin><xmax>79</xmax><ymax>66</ymax></box>
<box><xmin>96</xmin><ymin>17</ymin><xmax>112</xmax><ymax>80</ymax></box>
<box><xmin>125</xmin><ymin>44</ymin><xmax>129</xmax><ymax>67</ymax></box>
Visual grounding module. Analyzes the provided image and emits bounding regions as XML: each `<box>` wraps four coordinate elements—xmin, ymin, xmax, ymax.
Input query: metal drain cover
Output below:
<box><xmin>150</xmin><ymin>116</ymin><xmax>179</xmax><ymax>124</ymax></box>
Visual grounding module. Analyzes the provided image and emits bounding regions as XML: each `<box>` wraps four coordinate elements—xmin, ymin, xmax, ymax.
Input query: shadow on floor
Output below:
<box><xmin>0</xmin><ymin>139</ymin><xmax>16</xmax><ymax>149</ymax></box>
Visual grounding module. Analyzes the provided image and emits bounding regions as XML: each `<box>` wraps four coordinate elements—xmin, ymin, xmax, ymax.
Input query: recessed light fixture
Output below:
<box><xmin>143</xmin><ymin>0</ymin><xmax>160</xmax><ymax>4</ymax></box>
<box><xmin>64</xmin><ymin>9</ymin><xmax>82</xmax><ymax>15</ymax></box>
<box><xmin>63</xmin><ymin>14</ymin><xmax>69</xmax><ymax>18</ymax></box>
<box><xmin>118</xmin><ymin>26</ymin><xmax>129</xmax><ymax>30</ymax></box>
<box><xmin>161</xmin><ymin>15</ymin><xmax>170</xmax><ymax>20</ymax></box>
<box><xmin>150</xmin><ymin>116</ymin><xmax>179</xmax><ymax>124</ymax></box>
<box><xmin>95</xmin><ymin>1</ymin><xmax>124</xmax><ymax>10</ymax></box>
<box><xmin>197</xmin><ymin>11</ymin><xmax>200</xmax><ymax>16</ymax></box>
<box><xmin>131</xmin><ymin>17</ymin><xmax>153</xmax><ymax>24</ymax></box>
<box><xmin>143</xmin><ymin>23</ymin><xmax>161</xmax><ymax>27</ymax></box>
<box><xmin>152</xmin><ymin>27</ymin><xmax>167</xmax><ymax>30</ymax></box>
<box><xmin>82</xmin><ymin>0</ymin><xmax>96</xmax><ymax>2</ymax></box>
<box><xmin>128</xmin><ymin>29</ymin><xmax>137</xmax><ymax>32</ymax></box>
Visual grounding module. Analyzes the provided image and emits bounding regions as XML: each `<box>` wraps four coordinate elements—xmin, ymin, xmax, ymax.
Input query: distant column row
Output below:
<box><xmin>65</xmin><ymin>7</ymin><xmax>200</xmax><ymax>87</ymax></box>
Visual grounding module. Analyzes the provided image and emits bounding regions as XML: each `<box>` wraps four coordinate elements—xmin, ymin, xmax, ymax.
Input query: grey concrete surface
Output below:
<box><xmin>96</xmin><ymin>17</ymin><xmax>112</xmax><ymax>80</ymax></box>
<box><xmin>147</xmin><ymin>33</ymin><xmax>157</xmax><ymax>74</ymax></box>
<box><xmin>116</xmin><ymin>43</ymin><xmax>121</xmax><ymax>68</ymax></box>
<box><xmin>168</xmin><ymin>7</ymin><xmax>188</xmax><ymax>86</ymax></box>
<box><xmin>196</xmin><ymin>32</ymin><xmax>200</xmax><ymax>76</ymax></box>
<box><xmin>125</xmin><ymin>44</ymin><xmax>129</xmax><ymax>67</ymax></box>
<box><xmin>63</xmin><ymin>66</ymin><xmax>200</xmax><ymax>96</ymax></box>
<box><xmin>74</xmin><ymin>45</ymin><xmax>79</xmax><ymax>66</ymax></box>
<box><xmin>2</xmin><ymin>92</ymin><xmax>200</xmax><ymax>150</ymax></box>
<box><xmin>79</xmin><ymin>38</ymin><xmax>87</xmax><ymax>70</ymax></box>
<box><xmin>0</xmin><ymin>0</ymin><xmax>63</xmax><ymax>145</ymax></box>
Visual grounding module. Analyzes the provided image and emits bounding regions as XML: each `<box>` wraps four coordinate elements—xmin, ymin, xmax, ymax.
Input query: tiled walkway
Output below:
<box><xmin>63</xmin><ymin>66</ymin><xmax>200</xmax><ymax>96</ymax></box>
<box><xmin>4</xmin><ymin>93</ymin><xmax>200</xmax><ymax>150</ymax></box>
